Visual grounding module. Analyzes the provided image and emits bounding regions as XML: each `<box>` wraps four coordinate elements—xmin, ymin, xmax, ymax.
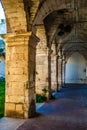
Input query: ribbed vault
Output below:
<box><xmin>33</xmin><ymin>0</ymin><xmax>87</xmax><ymax>59</ymax></box>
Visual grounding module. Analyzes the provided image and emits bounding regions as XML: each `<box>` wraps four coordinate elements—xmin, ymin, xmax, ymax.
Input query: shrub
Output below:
<box><xmin>36</xmin><ymin>94</ymin><xmax>47</xmax><ymax>103</ymax></box>
<box><xmin>0</xmin><ymin>78</ymin><xmax>5</xmax><ymax>117</ymax></box>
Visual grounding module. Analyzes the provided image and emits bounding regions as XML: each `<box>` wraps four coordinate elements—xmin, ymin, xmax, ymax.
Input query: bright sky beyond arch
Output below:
<box><xmin>0</xmin><ymin>1</ymin><xmax>5</xmax><ymax>19</ymax></box>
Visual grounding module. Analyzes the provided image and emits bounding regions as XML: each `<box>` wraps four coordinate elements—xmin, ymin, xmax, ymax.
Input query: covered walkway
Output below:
<box><xmin>17</xmin><ymin>84</ymin><xmax>87</xmax><ymax>130</ymax></box>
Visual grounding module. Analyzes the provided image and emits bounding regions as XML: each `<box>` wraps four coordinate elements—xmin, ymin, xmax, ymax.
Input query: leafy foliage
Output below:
<box><xmin>36</xmin><ymin>94</ymin><xmax>47</xmax><ymax>103</ymax></box>
<box><xmin>36</xmin><ymin>88</ymin><xmax>48</xmax><ymax>103</ymax></box>
<box><xmin>42</xmin><ymin>88</ymin><xmax>48</xmax><ymax>96</ymax></box>
<box><xmin>0</xmin><ymin>78</ymin><xmax>5</xmax><ymax>117</ymax></box>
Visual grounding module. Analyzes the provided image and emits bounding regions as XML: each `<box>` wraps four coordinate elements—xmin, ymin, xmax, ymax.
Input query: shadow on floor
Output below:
<box><xmin>17</xmin><ymin>84</ymin><xmax>87</xmax><ymax>130</ymax></box>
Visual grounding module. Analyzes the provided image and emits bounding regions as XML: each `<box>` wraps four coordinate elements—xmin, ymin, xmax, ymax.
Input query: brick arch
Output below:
<box><xmin>2</xmin><ymin>0</ymin><xmax>27</xmax><ymax>33</ymax></box>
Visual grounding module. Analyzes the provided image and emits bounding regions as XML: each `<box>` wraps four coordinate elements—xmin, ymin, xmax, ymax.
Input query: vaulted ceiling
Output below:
<box><xmin>33</xmin><ymin>0</ymin><xmax>87</xmax><ymax>59</ymax></box>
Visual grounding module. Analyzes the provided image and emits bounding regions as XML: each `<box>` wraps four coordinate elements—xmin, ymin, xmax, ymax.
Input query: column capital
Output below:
<box><xmin>1</xmin><ymin>32</ymin><xmax>40</xmax><ymax>47</ymax></box>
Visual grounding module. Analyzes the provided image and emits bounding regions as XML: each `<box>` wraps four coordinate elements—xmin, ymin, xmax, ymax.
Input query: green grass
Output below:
<box><xmin>0</xmin><ymin>78</ymin><xmax>5</xmax><ymax>117</ymax></box>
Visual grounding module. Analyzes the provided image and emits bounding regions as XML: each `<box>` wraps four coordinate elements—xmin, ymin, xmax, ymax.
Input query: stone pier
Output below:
<box><xmin>2</xmin><ymin>32</ymin><xmax>39</xmax><ymax>118</ymax></box>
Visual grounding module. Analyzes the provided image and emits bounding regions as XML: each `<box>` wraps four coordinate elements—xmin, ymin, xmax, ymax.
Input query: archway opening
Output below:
<box><xmin>65</xmin><ymin>52</ymin><xmax>86</xmax><ymax>84</ymax></box>
<box><xmin>0</xmin><ymin>1</ymin><xmax>6</xmax><ymax>34</ymax></box>
<box><xmin>0</xmin><ymin>0</ymin><xmax>6</xmax><ymax>117</ymax></box>
<box><xmin>0</xmin><ymin>37</ymin><xmax>5</xmax><ymax>117</ymax></box>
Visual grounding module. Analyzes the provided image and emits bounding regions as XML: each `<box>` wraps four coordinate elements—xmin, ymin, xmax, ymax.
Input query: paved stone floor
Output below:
<box><xmin>17</xmin><ymin>84</ymin><xmax>87</xmax><ymax>130</ymax></box>
<box><xmin>0</xmin><ymin>117</ymin><xmax>25</xmax><ymax>130</ymax></box>
<box><xmin>1</xmin><ymin>84</ymin><xmax>87</xmax><ymax>130</ymax></box>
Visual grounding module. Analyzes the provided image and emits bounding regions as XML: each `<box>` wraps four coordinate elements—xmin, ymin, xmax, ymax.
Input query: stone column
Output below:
<box><xmin>51</xmin><ymin>45</ymin><xmax>57</xmax><ymax>91</ymax></box>
<box><xmin>62</xmin><ymin>59</ymin><xmax>65</xmax><ymax>87</ymax></box>
<box><xmin>35</xmin><ymin>25</ymin><xmax>49</xmax><ymax>95</ymax></box>
<box><xmin>48</xmin><ymin>49</ymin><xmax>52</xmax><ymax>99</ymax></box>
<box><xmin>56</xmin><ymin>55</ymin><xmax>58</xmax><ymax>91</ymax></box>
<box><xmin>58</xmin><ymin>56</ymin><xmax>63</xmax><ymax>90</ymax></box>
<box><xmin>2</xmin><ymin>32</ymin><xmax>39</xmax><ymax>119</ymax></box>
<box><xmin>64</xmin><ymin>61</ymin><xmax>67</xmax><ymax>86</ymax></box>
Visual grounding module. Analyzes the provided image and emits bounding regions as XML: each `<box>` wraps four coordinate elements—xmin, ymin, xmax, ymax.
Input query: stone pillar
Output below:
<box><xmin>62</xmin><ymin>59</ymin><xmax>65</xmax><ymax>86</ymax></box>
<box><xmin>28</xmin><ymin>34</ymin><xmax>39</xmax><ymax>118</ymax></box>
<box><xmin>2</xmin><ymin>32</ymin><xmax>39</xmax><ymax>118</ymax></box>
<box><xmin>35</xmin><ymin>47</ymin><xmax>49</xmax><ymax>94</ymax></box>
<box><xmin>56</xmin><ymin>55</ymin><xmax>58</xmax><ymax>91</ymax></box>
<box><xmin>64</xmin><ymin>61</ymin><xmax>67</xmax><ymax>86</ymax></box>
<box><xmin>35</xmin><ymin>25</ymin><xmax>49</xmax><ymax>95</ymax></box>
<box><xmin>51</xmin><ymin>44</ymin><xmax>57</xmax><ymax>91</ymax></box>
<box><xmin>48</xmin><ymin>49</ymin><xmax>51</xmax><ymax>99</ymax></box>
<box><xmin>58</xmin><ymin>56</ymin><xmax>63</xmax><ymax>90</ymax></box>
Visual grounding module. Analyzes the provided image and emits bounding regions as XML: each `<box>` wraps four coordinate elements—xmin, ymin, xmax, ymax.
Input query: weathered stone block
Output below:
<box><xmin>7</xmin><ymin>75</ymin><xmax>28</xmax><ymax>82</ymax></box>
<box><xmin>8</xmin><ymin>67</ymin><xmax>24</xmax><ymax>75</ymax></box>
<box><xmin>16</xmin><ymin>104</ymin><xmax>23</xmax><ymax>112</ymax></box>
<box><xmin>8</xmin><ymin>96</ymin><xmax>25</xmax><ymax>103</ymax></box>
<box><xmin>5</xmin><ymin>103</ymin><xmax>15</xmax><ymax>111</ymax></box>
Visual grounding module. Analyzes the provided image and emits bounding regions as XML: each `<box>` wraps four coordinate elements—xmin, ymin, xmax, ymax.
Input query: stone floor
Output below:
<box><xmin>17</xmin><ymin>84</ymin><xmax>87</xmax><ymax>130</ymax></box>
<box><xmin>0</xmin><ymin>117</ymin><xmax>25</xmax><ymax>130</ymax></box>
<box><xmin>1</xmin><ymin>84</ymin><xmax>87</xmax><ymax>130</ymax></box>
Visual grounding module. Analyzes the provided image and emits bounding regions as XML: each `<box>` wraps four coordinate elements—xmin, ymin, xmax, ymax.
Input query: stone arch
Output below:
<box><xmin>34</xmin><ymin>0</ymin><xmax>75</xmax><ymax>95</ymax></box>
<box><xmin>0</xmin><ymin>0</ymin><xmax>40</xmax><ymax>119</ymax></box>
<box><xmin>33</xmin><ymin>0</ymin><xmax>73</xmax><ymax>25</ymax></box>
<box><xmin>2</xmin><ymin>0</ymin><xmax>27</xmax><ymax>33</ymax></box>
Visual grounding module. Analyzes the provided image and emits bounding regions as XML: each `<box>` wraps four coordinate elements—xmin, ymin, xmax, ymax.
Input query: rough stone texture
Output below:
<box><xmin>35</xmin><ymin>25</ymin><xmax>49</xmax><ymax>95</ymax></box>
<box><xmin>2</xmin><ymin>32</ymin><xmax>39</xmax><ymax>118</ymax></box>
<box><xmin>28</xmin><ymin>34</ymin><xmax>39</xmax><ymax>118</ymax></box>
<box><xmin>58</xmin><ymin>57</ymin><xmax>62</xmax><ymax>88</ymax></box>
<box><xmin>34</xmin><ymin>24</ymin><xmax>64</xmax><ymax>94</ymax></box>
<box><xmin>62</xmin><ymin>60</ymin><xmax>66</xmax><ymax>86</ymax></box>
<box><xmin>51</xmin><ymin>44</ymin><xmax>57</xmax><ymax>91</ymax></box>
<box><xmin>0</xmin><ymin>0</ymin><xmax>87</xmax><ymax>119</ymax></box>
<box><xmin>2</xmin><ymin>0</ymin><xmax>27</xmax><ymax>33</ymax></box>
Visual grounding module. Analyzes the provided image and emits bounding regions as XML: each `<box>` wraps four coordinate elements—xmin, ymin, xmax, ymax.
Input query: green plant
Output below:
<box><xmin>36</xmin><ymin>88</ymin><xmax>48</xmax><ymax>103</ymax></box>
<box><xmin>36</xmin><ymin>94</ymin><xmax>47</xmax><ymax>103</ymax></box>
<box><xmin>42</xmin><ymin>88</ymin><xmax>48</xmax><ymax>96</ymax></box>
<box><xmin>0</xmin><ymin>78</ymin><xmax>5</xmax><ymax>117</ymax></box>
